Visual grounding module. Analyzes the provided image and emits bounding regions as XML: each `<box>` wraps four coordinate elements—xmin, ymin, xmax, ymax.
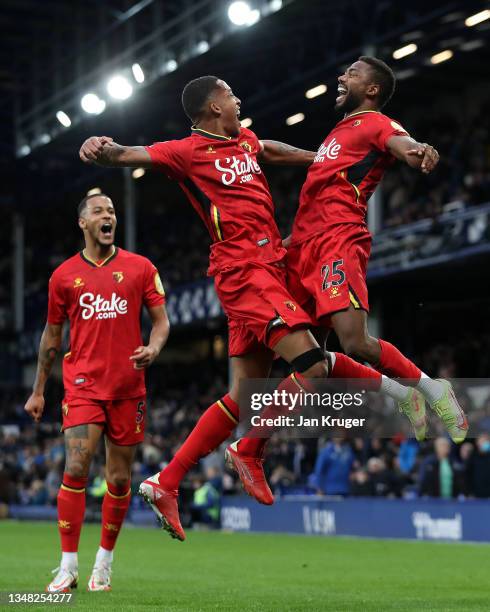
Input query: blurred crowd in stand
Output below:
<box><xmin>2</xmin><ymin>349</ymin><xmax>490</xmax><ymax>510</ymax></box>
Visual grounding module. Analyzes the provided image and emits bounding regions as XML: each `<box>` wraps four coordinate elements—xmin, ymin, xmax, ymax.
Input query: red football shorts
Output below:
<box><xmin>287</xmin><ymin>224</ymin><xmax>372</xmax><ymax>327</ymax></box>
<box><xmin>61</xmin><ymin>395</ymin><xmax>146</xmax><ymax>445</ymax></box>
<box><xmin>214</xmin><ymin>260</ymin><xmax>312</xmax><ymax>357</ymax></box>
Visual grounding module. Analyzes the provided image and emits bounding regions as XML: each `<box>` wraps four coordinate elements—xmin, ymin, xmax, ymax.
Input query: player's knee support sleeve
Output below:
<box><xmin>291</xmin><ymin>348</ymin><xmax>325</xmax><ymax>373</ymax></box>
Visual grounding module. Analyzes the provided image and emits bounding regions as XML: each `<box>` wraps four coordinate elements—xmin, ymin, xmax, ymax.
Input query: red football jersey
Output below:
<box><xmin>291</xmin><ymin>111</ymin><xmax>408</xmax><ymax>245</ymax></box>
<box><xmin>47</xmin><ymin>247</ymin><xmax>165</xmax><ymax>400</ymax></box>
<box><xmin>145</xmin><ymin>127</ymin><xmax>286</xmax><ymax>276</ymax></box>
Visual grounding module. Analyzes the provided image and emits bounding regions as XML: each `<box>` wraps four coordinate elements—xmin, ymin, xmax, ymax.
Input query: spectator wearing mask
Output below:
<box><xmin>418</xmin><ymin>437</ymin><xmax>466</xmax><ymax>498</ymax></box>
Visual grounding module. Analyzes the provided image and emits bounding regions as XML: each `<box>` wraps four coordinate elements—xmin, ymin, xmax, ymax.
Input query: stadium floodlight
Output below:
<box><xmin>56</xmin><ymin>111</ymin><xmax>71</xmax><ymax>127</ymax></box>
<box><xmin>107</xmin><ymin>75</ymin><xmax>133</xmax><ymax>100</ymax></box>
<box><xmin>393</xmin><ymin>43</ymin><xmax>417</xmax><ymax>60</ymax></box>
<box><xmin>196</xmin><ymin>40</ymin><xmax>210</xmax><ymax>54</ymax></box>
<box><xmin>240</xmin><ymin>117</ymin><xmax>253</xmax><ymax>128</ymax></box>
<box><xmin>132</xmin><ymin>168</ymin><xmax>146</xmax><ymax>179</ymax></box>
<box><xmin>39</xmin><ymin>133</ymin><xmax>51</xmax><ymax>145</ymax></box>
<box><xmin>132</xmin><ymin>63</ymin><xmax>145</xmax><ymax>83</ymax></box>
<box><xmin>396</xmin><ymin>68</ymin><xmax>417</xmax><ymax>81</ymax></box>
<box><xmin>286</xmin><ymin>112</ymin><xmax>305</xmax><ymax>126</ymax></box>
<box><xmin>430</xmin><ymin>49</ymin><xmax>453</xmax><ymax>64</ymax></box>
<box><xmin>228</xmin><ymin>1</ymin><xmax>252</xmax><ymax>26</ymax></box>
<box><xmin>87</xmin><ymin>187</ymin><xmax>102</xmax><ymax>196</ymax></box>
<box><xmin>246</xmin><ymin>9</ymin><xmax>260</xmax><ymax>25</ymax></box>
<box><xmin>269</xmin><ymin>0</ymin><xmax>282</xmax><ymax>12</ymax></box>
<box><xmin>305</xmin><ymin>84</ymin><xmax>327</xmax><ymax>99</ymax></box>
<box><xmin>18</xmin><ymin>144</ymin><xmax>31</xmax><ymax>157</ymax></box>
<box><xmin>165</xmin><ymin>59</ymin><xmax>178</xmax><ymax>72</ymax></box>
<box><xmin>459</xmin><ymin>39</ymin><xmax>485</xmax><ymax>51</ymax></box>
<box><xmin>81</xmin><ymin>93</ymin><xmax>106</xmax><ymax>115</ymax></box>
<box><xmin>465</xmin><ymin>9</ymin><xmax>490</xmax><ymax>27</ymax></box>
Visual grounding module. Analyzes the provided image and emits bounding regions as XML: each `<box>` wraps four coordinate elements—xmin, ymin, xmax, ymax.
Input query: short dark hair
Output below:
<box><xmin>181</xmin><ymin>75</ymin><xmax>220</xmax><ymax>123</ymax></box>
<box><xmin>78</xmin><ymin>193</ymin><xmax>111</xmax><ymax>217</ymax></box>
<box><xmin>358</xmin><ymin>56</ymin><xmax>396</xmax><ymax>108</ymax></box>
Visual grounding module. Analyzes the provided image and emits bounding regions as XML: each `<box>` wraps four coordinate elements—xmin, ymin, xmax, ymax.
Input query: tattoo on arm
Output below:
<box><xmin>267</xmin><ymin>140</ymin><xmax>302</xmax><ymax>154</ymax></box>
<box><xmin>98</xmin><ymin>143</ymin><xmax>126</xmax><ymax>166</ymax></box>
<box><xmin>261</xmin><ymin>140</ymin><xmax>316</xmax><ymax>165</ymax></box>
<box><xmin>40</xmin><ymin>347</ymin><xmax>58</xmax><ymax>375</ymax></box>
<box><xmin>33</xmin><ymin>325</ymin><xmax>62</xmax><ymax>393</ymax></box>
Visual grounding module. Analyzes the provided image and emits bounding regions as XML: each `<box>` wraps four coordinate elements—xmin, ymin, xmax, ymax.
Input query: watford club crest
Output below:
<box><xmin>284</xmin><ymin>300</ymin><xmax>297</xmax><ymax>312</ymax></box>
<box><xmin>112</xmin><ymin>271</ymin><xmax>124</xmax><ymax>283</ymax></box>
<box><xmin>73</xmin><ymin>277</ymin><xmax>84</xmax><ymax>288</ymax></box>
<box><xmin>240</xmin><ymin>141</ymin><xmax>253</xmax><ymax>153</ymax></box>
<box><xmin>207</xmin><ymin>145</ymin><xmax>216</xmax><ymax>154</ymax></box>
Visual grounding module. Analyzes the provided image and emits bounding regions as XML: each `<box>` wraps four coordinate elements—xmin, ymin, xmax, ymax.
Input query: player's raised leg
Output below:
<box><xmin>138</xmin><ymin>347</ymin><xmax>274</xmax><ymax>540</ymax></box>
<box><xmin>47</xmin><ymin>424</ymin><xmax>102</xmax><ymax>593</ymax></box>
<box><xmin>88</xmin><ymin>438</ymin><xmax>136</xmax><ymax>592</ymax></box>
<box><xmin>331</xmin><ymin>306</ymin><xmax>467</xmax><ymax>442</ymax></box>
<box><xmin>228</xmin><ymin>327</ymin><xmax>424</xmax><ymax>502</ymax></box>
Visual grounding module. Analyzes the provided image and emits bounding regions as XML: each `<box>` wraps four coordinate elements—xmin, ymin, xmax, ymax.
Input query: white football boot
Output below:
<box><xmin>87</xmin><ymin>562</ymin><xmax>112</xmax><ymax>592</ymax></box>
<box><xmin>46</xmin><ymin>566</ymin><xmax>78</xmax><ymax>593</ymax></box>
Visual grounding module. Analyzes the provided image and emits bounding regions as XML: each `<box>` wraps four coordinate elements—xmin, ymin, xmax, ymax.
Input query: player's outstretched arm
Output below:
<box><xmin>258</xmin><ymin>140</ymin><xmax>316</xmax><ymax>166</ymax></box>
<box><xmin>79</xmin><ymin>136</ymin><xmax>153</xmax><ymax>168</ymax></box>
<box><xmin>387</xmin><ymin>135</ymin><xmax>439</xmax><ymax>175</ymax></box>
<box><xmin>130</xmin><ymin>305</ymin><xmax>170</xmax><ymax>370</ymax></box>
<box><xmin>24</xmin><ymin>323</ymin><xmax>63</xmax><ymax>422</ymax></box>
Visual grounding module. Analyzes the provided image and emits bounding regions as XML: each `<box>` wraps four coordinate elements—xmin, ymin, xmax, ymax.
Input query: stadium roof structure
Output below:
<box><xmin>1</xmin><ymin>0</ymin><xmax>489</xmax><ymax>172</ymax></box>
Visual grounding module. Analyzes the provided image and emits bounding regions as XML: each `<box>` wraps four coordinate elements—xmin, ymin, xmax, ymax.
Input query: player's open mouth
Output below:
<box><xmin>336</xmin><ymin>85</ymin><xmax>347</xmax><ymax>103</ymax></box>
<box><xmin>100</xmin><ymin>223</ymin><xmax>113</xmax><ymax>236</ymax></box>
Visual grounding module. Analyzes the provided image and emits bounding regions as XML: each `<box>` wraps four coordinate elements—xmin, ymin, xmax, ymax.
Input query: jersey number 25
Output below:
<box><xmin>321</xmin><ymin>259</ymin><xmax>345</xmax><ymax>291</ymax></box>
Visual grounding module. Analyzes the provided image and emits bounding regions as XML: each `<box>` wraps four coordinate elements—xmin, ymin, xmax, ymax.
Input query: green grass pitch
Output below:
<box><xmin>0</xmin><ymin>520</ymin><xmax>489</xmax><ymax>611</ymax></box>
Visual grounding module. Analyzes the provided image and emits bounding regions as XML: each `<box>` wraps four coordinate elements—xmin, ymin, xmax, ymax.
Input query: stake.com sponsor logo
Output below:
<box><xmin>79</xmin><ymin>292</ymin><xmax>128</xmax><ymax>320</ymax></box>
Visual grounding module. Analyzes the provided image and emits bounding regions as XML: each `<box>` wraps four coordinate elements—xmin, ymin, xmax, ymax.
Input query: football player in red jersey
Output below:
<box><xmin>79</xmin><ymin>76</ymin><xmax>433</xmax><ymax>540</ymax></box>
<box><xmin>285</xmin><ymin>56</ymin><xmax>468</xmax><ymax>443</ymax></box>
<box><xmin>24</xmin><ymin>193</ymin><xmax>169</xmax><ymax>592</ymax></box>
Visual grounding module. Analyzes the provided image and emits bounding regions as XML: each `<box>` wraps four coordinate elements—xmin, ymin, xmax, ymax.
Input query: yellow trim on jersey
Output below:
<box><xmin>349</xmin><ymin>291</ymin><xmax>361</xmax><ymax>309</ymax></box>
<box><xmin>291</xmin><ymin>372</ymin><xmax>307</xmax><ymax>392</ymax></box>
<box><xmin>339</xmin><ymin>171</ymin><xmax>361</xmax><ymax>203</ymax></box>
<box><xmin>351</xmin><ymin>182</ymin><xmax>361</xmax><ymax>202</ymax></box>
<box><xmin>212</xmin><ymin>205</ymin><xmax>224</xmax><ymax>241</ymax></box>
<box><xmin>191</xmin><ymin>126</ymin><xmax>231</xmax><ymax>141</ymax></box>
<box><xmin>217</xmin><ymin>400</ymin><xmax>238</xmax><ymax>424</ymax></box>
<box><xmin>344</xmin><ymin>110</ymin><xmax>380</xmax><ymax>119</ymax></box>
<box><xmin>61</xmin><ymin>484</ymin><xmax>86</xmax><ymax>494</ymax></box>
<box><xmin>107</xmin><ymin>488</ymin><xmax>131</xmax><ymax>499</ymax></box>
<box><xmin>82</xmin><ymin>246</ymin><xmax>116</xmax><ymax>268</ymax></box>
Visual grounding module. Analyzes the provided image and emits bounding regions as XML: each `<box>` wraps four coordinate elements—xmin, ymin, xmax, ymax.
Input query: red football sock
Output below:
<box><xmin>57</xmin><ymin>473</ymin><xmax>87</xmax><ymax>553</ymax></box>
<box><xmin>376</xmin><ymin>339</ymin><xmax>422</xmax><ymax>381</ymax></box>
<box><xmin>239</xmin><ymin>352</ymin><xmax>387</xmax><ymax>457</ymax></box>
<box><xmin>100</xmin><ymin>481</ymin><xmax>131</xmax><ymax>551</ymax></box>
<box><xmin>330</xmin><ymin>352</ymin><xmax>381</xmax><ymax>384</ymax></box>
<box><xmin>158</xmin><ymin>394</ymin><xmax>239</xmax><ymax>491</ymax></box>
<box><xmin>238</xmin><ymin>372</ymin><xmax>314</xmax><ymax>457</ymax></box>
